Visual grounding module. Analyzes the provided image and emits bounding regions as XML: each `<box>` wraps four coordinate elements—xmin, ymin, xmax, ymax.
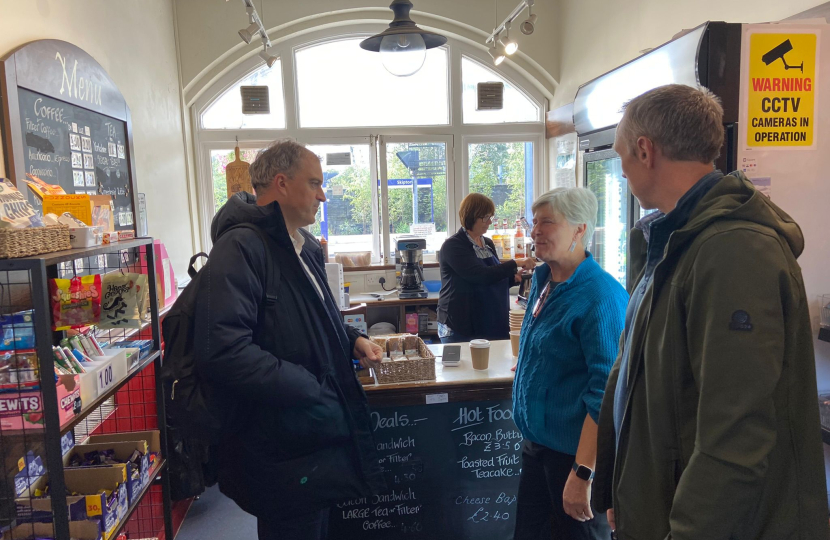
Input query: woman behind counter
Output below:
<box><xmin>513</xmin><ymin>188</ymin><xmax>628</xmax><ymax>540</ymax></box>
<box><xmin>437</xmin><ymin>193</ymin><xmax>536</xmax><ymax>344</ymax></box>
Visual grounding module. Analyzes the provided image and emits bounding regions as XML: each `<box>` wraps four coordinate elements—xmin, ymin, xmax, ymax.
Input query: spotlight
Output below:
<box><xmin>499</xmin><ymin>22</ymin><xmax>518</xmax><ymax>55</ymax></box>
<box><xmin>239</xmin><ymin>22</ymin><xmax>259</xmax><ymax>44</ymax></box>
<box><xmin>259</xmin><ymin>46</ymin><xmax>278</xmax><ymax>68</ymax></box>
<box><xmin>238</xmin><ymin>6</ymin><xmax>258</xmax><ymax>44</ymax></box>
<box><xmin>520</xmin><ymin>14</ymin><xmax>537</xmax><ymax>35</ymax></box>
<box><xmin>489</xmin><ymin>46</ymin><xmax>504</xmax><ymax>66</ymax></box>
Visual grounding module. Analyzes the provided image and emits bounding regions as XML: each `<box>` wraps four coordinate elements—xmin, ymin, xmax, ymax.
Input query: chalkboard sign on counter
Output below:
<box><xmin>329</xmin><ymin>399</ymin><xmax>522</xmax><ymax>540</ymax></box>
<box><xmin>1</xmin><ymin>39</ymin><xmax>138</xmax><ymax>231</ymax></box>
<box><xmin>16</xmin><ymin>88</ymin><xmax>133</xmax><ymax>228</ymax></box>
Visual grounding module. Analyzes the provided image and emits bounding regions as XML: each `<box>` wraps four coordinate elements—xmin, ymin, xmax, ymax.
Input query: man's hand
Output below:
<box><xmin>563</xmin><ymin>470</ymin><xmax>594</xmax><ymax>522</ymax></box>
<box><xmin>608</xmin><ymin>508</ymin><xmax>615</xmax><ymax>530</ymax></box>
<box><xmin>353</xmin><ymin>337</ymin><xmax>383</xmax><ymax>369</ymax></box>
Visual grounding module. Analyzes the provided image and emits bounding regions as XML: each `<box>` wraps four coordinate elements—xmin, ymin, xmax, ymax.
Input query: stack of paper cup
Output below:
<box><xmin>509</xmin><ymin>309</ymin><xmax>526</xmax><ymax>332</ymax></box>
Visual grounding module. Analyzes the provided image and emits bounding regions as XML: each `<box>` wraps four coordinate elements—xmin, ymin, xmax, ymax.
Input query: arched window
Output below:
<box><xmin>195</xmin><ymin>30</ymin><xmax>547</xmax><ymax>264</ymax></box>
<box><xmin>202</xmin><ymin>62</ymin><xmax>285</xmax><ymax>129</ymax></box>
<box><xmin>461</xmin><ymin>56</ymin><xmax>539</xmax><ymax>124</ymax></box>
<box><xmin>295</xmin><ymin>38</ymin><xmax>449</xmax><ymax>128</ymax></box>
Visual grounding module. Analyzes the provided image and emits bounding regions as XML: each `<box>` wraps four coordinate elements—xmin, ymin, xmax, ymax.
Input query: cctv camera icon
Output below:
<box><xmin>762</xmin><ymin>40</ymin><xmax>804</xmax><ymax>72</ymax></box>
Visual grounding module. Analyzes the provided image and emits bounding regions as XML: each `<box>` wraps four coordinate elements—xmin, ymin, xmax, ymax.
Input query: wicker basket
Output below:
<box><xmin>373</xmin><ymin>335</ymin><xmax>436</xmax><ymax>384</ymax></box>
<box><xmin>0</xmin><ymin>225</ymin><xmax>71</xmax><ymax>259</ymax></box>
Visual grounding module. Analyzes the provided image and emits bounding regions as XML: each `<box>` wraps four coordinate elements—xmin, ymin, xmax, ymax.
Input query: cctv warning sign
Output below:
<box><xmin>748</xmin><ymin>33</ymin><xmax>817</xmax><ymax>147</ymax></box>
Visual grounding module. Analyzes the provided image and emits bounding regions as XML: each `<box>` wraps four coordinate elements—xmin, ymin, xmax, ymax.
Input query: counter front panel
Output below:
<box><xmin>329</xmin><ymin>399</ymin><xmax>522</xmax><ymax>540</ymax></box>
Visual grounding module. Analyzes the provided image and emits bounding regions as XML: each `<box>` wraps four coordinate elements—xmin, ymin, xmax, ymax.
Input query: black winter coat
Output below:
<box><xmin>437</xmin><ymin>228</ymin><xmax>518</xmax><ymax>340</ymax></box>
<box><xmin>192</xmin><ymin>192</ymin><xmax>384</xmax><ymax>518</ymax></box>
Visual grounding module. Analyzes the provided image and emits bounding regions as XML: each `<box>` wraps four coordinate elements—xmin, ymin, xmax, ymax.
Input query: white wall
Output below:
<box><xmin>0</xmin><ymin>0</ymin><xmax>193</xmax><ymax>277</ymax></box>
<box><xmin>553</xmin><ymin>0</ymin><xmax>824</xmax><ymax>108</ymax></box>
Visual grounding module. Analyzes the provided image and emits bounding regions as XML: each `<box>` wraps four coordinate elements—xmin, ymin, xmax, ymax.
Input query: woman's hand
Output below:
<box><xmin>563</xmin><ymin>470</ymin><xmax>594</xmax><ymax>522</ymax></box>
<box><xmin>607</xmin><ymin>508</ymin><xmax>615</xmax><ymax>530</ymax></box>
<box><xmin>353</xmin><ymin>337</ymin><xmax>383</xmax><ymax>369</ymax></box>
<box><xmin>517</xmin><ymin>258</ymin><xmax>537</xmax><ymax>271</ymax></box>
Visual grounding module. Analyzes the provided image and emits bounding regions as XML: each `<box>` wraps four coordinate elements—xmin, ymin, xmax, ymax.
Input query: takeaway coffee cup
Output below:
<box><xmin>509</xmin><ymin>331</ymin><xmax>521</xmax><ymax>358</ymax></box>
<box><xmin>470</xmin><ymin>339</ymin><xmax>491</xmax><ymax>370</ymax></box>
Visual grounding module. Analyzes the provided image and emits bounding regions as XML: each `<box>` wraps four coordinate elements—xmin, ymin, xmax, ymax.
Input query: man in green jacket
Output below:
<box><xmin>593</xmin><ymin>84</ymin><xmax>827</xmax><ymax>540</ymax></box>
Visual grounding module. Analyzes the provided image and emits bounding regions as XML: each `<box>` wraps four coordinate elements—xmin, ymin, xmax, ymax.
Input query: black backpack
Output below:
<box><xmin>161</xmin><ymin>223</ymin><xmax>279</xmax><ymax>500</ymax></box>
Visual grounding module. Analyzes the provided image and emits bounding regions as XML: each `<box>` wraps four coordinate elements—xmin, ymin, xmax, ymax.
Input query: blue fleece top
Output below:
<box><xmin>513</xmin><ymin>253</ymin><xmax>628</xmax><ymax>455</ymax></box>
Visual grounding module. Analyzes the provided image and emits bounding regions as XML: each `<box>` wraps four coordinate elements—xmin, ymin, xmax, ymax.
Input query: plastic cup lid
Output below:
<box><xmin>469</xmin><ymin>339</ymin><xmax>490</xmax><ymax>348</ymax></box>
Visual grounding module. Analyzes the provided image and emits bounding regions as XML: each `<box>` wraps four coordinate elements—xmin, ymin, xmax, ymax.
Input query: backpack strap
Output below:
<box><xmin>188</xmin><ymin>252</ymin><xmax>209</xmax><ymax>279</ymax></box>
<box><xmin>225</xmin><ymin>223</ymin><xmax>280</xmax><ymax>306</ymax></box>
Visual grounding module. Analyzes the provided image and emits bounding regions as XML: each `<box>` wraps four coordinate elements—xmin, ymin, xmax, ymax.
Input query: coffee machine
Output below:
<box><xmin>395</xmin><ymin>238</ymin><xmax>428</xmax><ymax>299</ymax></box>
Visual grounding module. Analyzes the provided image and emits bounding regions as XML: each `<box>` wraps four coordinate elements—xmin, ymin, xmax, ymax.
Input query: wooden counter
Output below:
<box><xmin>350</xmin><ymin>291</ymin><xmax>440</xmax><ymax>307</ymax></box>
<box><xmin>364</xmin><ymin>341</ymin><xmax>516</xmax><ymax>407</ymax></box>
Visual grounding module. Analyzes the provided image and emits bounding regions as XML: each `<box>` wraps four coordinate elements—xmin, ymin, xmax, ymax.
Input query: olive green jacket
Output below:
<box><xmin>594</xmin><ymin>172</ymin><xmax>828</xmax><ymax>540</ymax></box>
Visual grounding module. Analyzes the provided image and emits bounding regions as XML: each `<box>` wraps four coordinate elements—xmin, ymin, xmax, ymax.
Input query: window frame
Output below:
<box><xmin>461</xmin><ymin>133</ymin><xmax>545</xmax><ymax>222</ymax></box>
<box><xmin>192</xmin><ymin>26</ymin><xmax>548</xmax><ymax>256</ymax></box>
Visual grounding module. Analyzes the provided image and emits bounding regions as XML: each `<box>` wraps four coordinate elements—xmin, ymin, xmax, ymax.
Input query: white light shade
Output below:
<box><xmin>500</xmin><ymin>36</ymin><xmax>518</xmax><ymax>55</ymax></box>
<box><xmin>488</xmin><ymin>46</ymin><xmax>506</xmax><ymax>66</ymax></box>
<box><xmin>380</xmin><ymin>33</ymin><xmax>427</xmax><ymax>77</ymax></box>
<box><xmin>259</xmin><ymin>49</ymin><xmax>278</xmax><ymax>68</ymax></box>
<box><xmin>239</xmin><ymin>22</ymin><xmax>259</xmax><ymax>44</ymax></box>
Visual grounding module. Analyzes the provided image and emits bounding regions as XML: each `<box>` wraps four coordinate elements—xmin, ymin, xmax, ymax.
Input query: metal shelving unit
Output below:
<box><xmin>0</xmin><ymin>238</ymin><xmax>172</xmax><ymax>540</ymax></box>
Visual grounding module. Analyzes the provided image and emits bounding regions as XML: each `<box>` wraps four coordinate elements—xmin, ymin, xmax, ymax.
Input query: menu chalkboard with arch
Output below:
<box><xmin>0</xmin><ymin>39</ymin><xmax>138</xmax><ymax>230</ymax></box>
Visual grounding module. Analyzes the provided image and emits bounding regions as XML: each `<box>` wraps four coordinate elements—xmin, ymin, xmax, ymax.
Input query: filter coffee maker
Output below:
<box><xmin>395</xmin><ymin>238</ymin><xmax>428</xmax><ymax>299</ymax></box>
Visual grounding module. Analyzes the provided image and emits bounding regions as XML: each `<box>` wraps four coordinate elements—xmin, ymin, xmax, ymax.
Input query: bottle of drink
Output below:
<box><xmin>492</xmin><ymin>219</ymin><xmax>504</xmax><ymax>259</ymax></box>
<box><xmin>514</xmin><ymin>219</ymin><xmax>526</xmax><ymax>258</ymax></box>
<box><xmin>320</xmin><ymin>237</ymin><xmax>329</xmax><ymax>262</ymax></box>
<box><xmin>501</xmin><ymin>219</ymin><xmax>512</xmax><ymax>259</ymax></box>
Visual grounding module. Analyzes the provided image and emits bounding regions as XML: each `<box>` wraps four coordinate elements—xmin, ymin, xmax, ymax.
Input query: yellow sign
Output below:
<box><xmin>42</xmin><ymin>194</ymin><xmax>92</xmax><ymax>225</ymax></box>
<box><xmin>85</xmin><ymin>494</ymin><xmax>103</xmax><ymax>516</ymax></box>
<box><xmin>748</xmin><ymin>32</ymin><xmax>817</xmax><ymax>147</ymax></box>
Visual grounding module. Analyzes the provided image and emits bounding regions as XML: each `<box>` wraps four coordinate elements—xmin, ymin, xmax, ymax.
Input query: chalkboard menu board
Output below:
<box><xmin>16</xmin><ymin>88</ymin><xmax>133</xmax><ymax>228</ymax></box>
<box><xmin>1</xmin><ymin>39</ymin><xmax>139</xmax><ymax>232</ymax></box>
<box><xmin>329</xmin><ymin>399</ymin><xmax>522</xmax><ymax>539</ymax></box>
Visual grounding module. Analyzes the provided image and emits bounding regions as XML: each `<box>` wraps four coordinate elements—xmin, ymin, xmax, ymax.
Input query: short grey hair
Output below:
<box><xmin>249</xmin><ymin>139</ymin><xmax>317</xmax><ymax>192</ymax></box>
<box><xmin>532</xmin><ymin>187</ymin><xmax>598</xmax><ymax>249</ymax></box>
<box><xmin>617</xmin><ymin>84</ymin><xmax>724</xmax><ymax>163</ymax></box>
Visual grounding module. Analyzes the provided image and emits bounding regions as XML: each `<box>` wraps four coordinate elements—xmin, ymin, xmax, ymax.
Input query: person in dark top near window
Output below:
<box><xmin>437</xmin><ymin>193</ymin><xmax>536</xmax><ymax>343</ymax></box>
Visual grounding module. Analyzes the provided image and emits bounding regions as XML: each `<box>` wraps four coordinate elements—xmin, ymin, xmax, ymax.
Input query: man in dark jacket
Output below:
<box><xmin>192</xmin><ymin>140</ymin><xmax>385</xmax><ymax>540</ymax></box>
<box><xmin>593</xmin><ymin>84</ymin><xmax>827</xmax><ymax>540</ymax></box>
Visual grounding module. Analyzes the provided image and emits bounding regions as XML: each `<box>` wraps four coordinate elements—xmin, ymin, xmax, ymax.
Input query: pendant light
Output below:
<box><xmin>360</xmin><ymin>0</ymin><xmax>448</xmax><ymax>77</ymax></box>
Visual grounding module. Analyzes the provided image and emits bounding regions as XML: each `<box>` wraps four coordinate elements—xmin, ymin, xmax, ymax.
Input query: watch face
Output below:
<box><xmin>576</xmin><ymin>465</ymin><xmax>593</xmax><ymax>481</ymax></box>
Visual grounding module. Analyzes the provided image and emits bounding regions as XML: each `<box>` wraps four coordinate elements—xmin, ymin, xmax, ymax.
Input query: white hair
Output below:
<box><xmin>531</xmin><ymin>187</ymin><xmax>598</xmax><ymax>249</ymax></box>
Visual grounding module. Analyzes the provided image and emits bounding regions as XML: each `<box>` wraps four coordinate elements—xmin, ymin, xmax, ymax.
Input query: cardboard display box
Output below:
<box><xmin>2</xmin><ymin>520</ymin><xmax>103</xmax><ymax>540</ymax></box>
<box><xmin>16</xmin><ymin>465</ymin><xmax>129</xmax><ymax>540</ymax></box>
<box><xmin>70</xmin><ymin>430</ymin><xmax>160</xmax><ymax>503</ymax></box>
<box><xmin>0</xmin><ymin>374</ymin><xmax>80</xmax><ymax>431</ymax></box>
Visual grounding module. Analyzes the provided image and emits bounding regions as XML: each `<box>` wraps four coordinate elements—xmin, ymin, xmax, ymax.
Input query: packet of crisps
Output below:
<box><xmin>50</xmin><ymin>275</ymin><xmax>102</xmax><ymax>330</ymax></box>
<box><xmin>100</xmin><ymin>273</ymin><xmax>141</xmax><ymax>329</ymax></box>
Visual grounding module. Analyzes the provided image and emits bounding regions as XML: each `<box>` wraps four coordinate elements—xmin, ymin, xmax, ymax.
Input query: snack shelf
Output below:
<box><xmin>13</xmin><ymin>237</ymin><xmax>153</xmax><ymax>266</ymax></box>
<box><xmin>109</xmin><ymin>458</ymin><xmax>168</xmax><ymax>540</ymax></box>
<box><xmin>60</xmin><ymin>350</ymin><xmax>161</xmax><ymax>435</ymax></box>
<box><xmin>0</xmin><ymin>239</ymin><xmax>173</xmax><ymax>540</ymax></box>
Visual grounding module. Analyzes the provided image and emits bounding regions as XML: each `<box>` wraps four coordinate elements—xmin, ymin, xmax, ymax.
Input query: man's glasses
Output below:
<box><xmin>480</xmin><ymin>215</ymin><xmax>493</xmax><ymax>222</ymax></box>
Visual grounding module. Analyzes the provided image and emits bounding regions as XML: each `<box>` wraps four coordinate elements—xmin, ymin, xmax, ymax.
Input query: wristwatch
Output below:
<box><xmin>572</xmin><ymin>462</ymin><xmax>595</xmax><ymax>481</ymax></box>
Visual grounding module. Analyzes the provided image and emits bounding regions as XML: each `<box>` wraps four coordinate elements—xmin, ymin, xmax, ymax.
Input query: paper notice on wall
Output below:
<box><xmin>553</xmin><ymin>133</ymin><xmax>577</xmax><ymax>188</ymax></box>
<box><xmin>747</xmin><ymin>31</ymin><xmax>818</xmax><ymax>148</ymax></box>
<box><xmin>749</xmin><ymin>177</ymin><xmax>772</xmax><ymax>198</ymax></box>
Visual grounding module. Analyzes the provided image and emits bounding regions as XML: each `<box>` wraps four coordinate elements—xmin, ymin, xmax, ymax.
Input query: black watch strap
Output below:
<box><xmin>572</xmin><ymin>462</ymin><xmax>595</xmax><ymax>481</ymax></box>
